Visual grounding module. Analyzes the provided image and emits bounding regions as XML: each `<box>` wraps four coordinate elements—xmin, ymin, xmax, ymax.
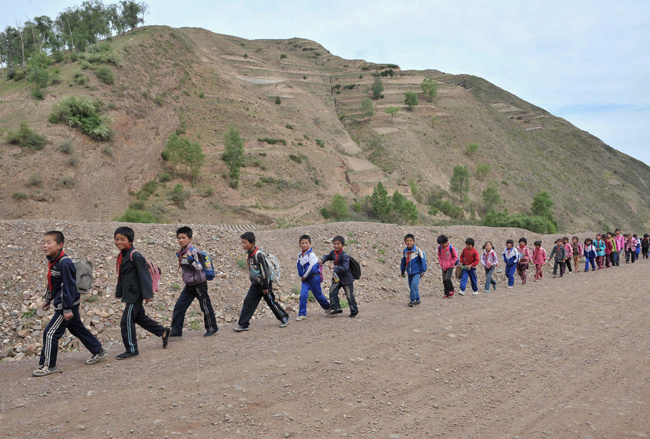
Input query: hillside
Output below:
<box><xmin>1</xmin><ymin>25</ymin><xmax>649</xmax><ymax>230</ymax></box>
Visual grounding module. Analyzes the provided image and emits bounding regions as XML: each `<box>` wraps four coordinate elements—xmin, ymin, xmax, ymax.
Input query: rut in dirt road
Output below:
<box><xmin>1</xmin><ymin>259</ymin><xmax>649</xmax><ymax>439</ymax></box>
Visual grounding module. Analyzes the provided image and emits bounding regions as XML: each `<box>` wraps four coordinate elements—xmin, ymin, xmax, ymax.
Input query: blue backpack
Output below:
<box><xmin>196</xmin><ymin>250</ymin><xmax>215</xmax><ymax>281</ymax></box>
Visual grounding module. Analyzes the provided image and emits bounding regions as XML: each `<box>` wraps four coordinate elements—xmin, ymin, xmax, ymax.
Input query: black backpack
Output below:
<box><xmin>349</xmin><ymin>256</ymin><xmax>361</xmax><ymax>280</ymax></box>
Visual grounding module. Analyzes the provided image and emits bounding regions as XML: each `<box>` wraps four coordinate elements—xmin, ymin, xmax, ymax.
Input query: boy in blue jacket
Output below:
<box><xmin>319</xmin><ymin>235</ymin><xmax>358</xmax><ymax>317</ymax></box>
<box><xmin>295</xmin><ymin>234</ymin><xmax>330</xmax><ymax>320</ymax></box>
<box><xmin>502</xmin><ymin>239</ymin><xmax>520</xmax><ymax>288</ymax></box>
<box><xmin>34</xmin><ymin>231</ymin><xmax>107</xmax><ymax>377</ymax></box>
<box><xmin>400</xmin><ymin>234</ymin><xmax>427</xmax><ymax>307</ymax></box>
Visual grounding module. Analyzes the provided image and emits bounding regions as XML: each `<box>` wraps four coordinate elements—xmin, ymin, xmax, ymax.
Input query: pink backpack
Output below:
<box><xmin>130</xmin><ymin>250</ymin><xmax>162</xmax><ymax>293</ymax></box>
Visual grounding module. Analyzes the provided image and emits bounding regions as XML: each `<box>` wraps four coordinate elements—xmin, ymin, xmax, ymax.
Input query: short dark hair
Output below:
<box><xmin>437</xmin><ymin>235</ymin><xmax>448</xmax><ymax>245</ymax></box>
<box><xmin>114</xmin><ymin>226</ymin><xmax>135</xmax><ymax>243</ymax></box>
<box><xmin>519</xmin><ymin>237</ymin><xmax>527</xmax><ymax>245</ymax></box>
<box><xmin>404</xmin><ymin>234</ymin><xmax>415</xmax><ymax>242</ymax></box>
<box><xmin>299</xmin><ymin>234</ymin><xmax>311</xmax><ymax>243</ymax></box>
<box><xmin>506</xmin><ymin>239</ymin><xmax>514</xmax><ymax>246</ymax></box>
<box><xmin>633</xmin><ymin>233</ymin><xmax>637</xmax><ymax>238</ymax></box>
<box><xmin>534</xmin><ymin>240</ymin><xmax>542</xmax><ymax>246</ymax></box>
<box><xmin>585</xmin><ymin>238</ymin><xmax>593</xmax><ymax>244</ymax></box>
<box><xmin>332</xmin><ymin>235</ymin><xmax>345</xmax><ymax>245</ymax></box>
<box><xmin>176</xmin><ymin>226</ymin><xmax>193</xmax><ymax>238</ymax></box>
<box><xmin>240</xmin><ymin>231</ymin><xmax>256</xmax><ymax>244</ymax></box>
<box><xmin>465</xmin><ymin>237</ymin><xmax>475</xmax><ymax>246</ymax></box>
<box><xmin>44</xmin><ymin>230</ymin><xmax>65</xmax><ymax>244</ymax></box>
<box><xmin>556</xmin><ymin>238</ymin><xmax>563</xmax><ymax>243</ymax></box>
<box><xmin>615</xmin><ymin>228</ymin><xmax>620</xmax><ymax>232</ymax></box>
<box><xmin>562</xmin><ymin>237</ymin><xmax>569</xmax><ymax>241</ymax></box>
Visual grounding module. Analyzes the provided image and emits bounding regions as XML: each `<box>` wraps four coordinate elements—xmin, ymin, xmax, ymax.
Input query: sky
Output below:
<box><xmin>4</xmin><ymin>0</ymin><xmax>649</xmax><ymax>165</ymax></box>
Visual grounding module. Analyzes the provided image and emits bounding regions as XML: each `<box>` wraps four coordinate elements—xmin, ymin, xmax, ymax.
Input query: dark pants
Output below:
<box><xmin>553</xmin><ymin>261</ymin><xmax>565</xmax><ymax>276</ymax></box>
<box><xmin>615</xmin><ymin>251</ymin><xmax>621</xmax><ymax>266</ymax></box>
<box><xmin>643</xmin><ymin>247</ymin><xmax>649</xmax><ymax>258</ymax></box>
<box><xmin>237</xmin><ymin>282</ymin><xmax>288</xmax><ymax>328</ymax></box>
<box><xmin>40</xmin><ymin>304</ymin><xmax>102</xmax><ymax>367</ymax></box>
<box><xmin>121</xmin><ymin>303</ymin><xmax>166</xmax><ymax>353</ymax></box>
<box><xmin>442</xmin><ymin>268</ymin><xmax>454</xmax><ymax>295</ymax></box>
<box><xmin>330</xmin><ymin>281</ymin><xmax>358</xmax><ymax>314</ymax></box>
<box><xmin>609</xmin><ymin>253</ymin><xmax>616</xmax><ymax>266</ymax></box>
<box><xmin>171</xmin><ymin>283</ymin><xmax>217</xmax><ymax>335</ymax></box>
<box><xmin>565</xmin><ymin>258</ymin><xmax>572</xmax><ymax>273</ymax></box>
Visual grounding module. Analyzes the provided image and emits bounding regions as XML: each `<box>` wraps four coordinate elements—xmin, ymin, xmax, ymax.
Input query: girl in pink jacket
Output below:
<box><xmin>532</xmin><ymin>241</ymin><xmax>547</xmax><ymax>281</ymax></box>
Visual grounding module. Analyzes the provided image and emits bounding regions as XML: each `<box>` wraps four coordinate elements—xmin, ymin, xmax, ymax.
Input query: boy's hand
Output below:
<box><xmin>301</xmin><ymin>277</ymin><xmax>306</xmax><ymax>282</ymax></box>
<box><xmin>42</xmin><ymin>302</ymin><xmax>50</xmax><ymax>311</ymax></box>
<box><xmin>262</xmin><ymin>289</ymin><xmax>269</xmax><ymax>295</ymax></box>
<box><xmin>145</xmin><ymin>298</ymin><xmax>154</xmax><ymax>304</ymax></box>
<box><xmin>63</xmin><ymin>310</ymin><xmax>73</xmax><ymax>321</ymax></box>
<box><xmin>328</xmin><ymin>264</ymin><xmax>333</xmax><ymax>270</ymax></box>
<box><xmin>186</xmin><ymin>255</ymin><xmax>195</xmax><ymax>263</ymax></box>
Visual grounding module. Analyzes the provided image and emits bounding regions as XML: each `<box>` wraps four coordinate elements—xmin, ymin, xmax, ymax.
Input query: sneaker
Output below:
<box><xmin>349</xmin><ymin>312</ymin><xmax>358</xmax><ymax>318</ymax></box>
<box><xmin>484</xmin><ymin>290</ymin><xmax>490</xmax><ymax>293</ymax></box>
<box><xmin>329</xmin><ymin>309</ymin><xmax>343</xmax><ymax>315</ymax></box>
<box><xmin>492</xmin><ymin>285</ymin><xmax>497</xmax><ymax>291</ymax></box>
<box><xmin>414</xmin><ymin>300</ymin><xmax>421</xmax><ymax>305</ymax></box>
<box><xmin>408</xmin><ymin>301</ymin><xmax>415</xmax><ymax>307</ymax></box>
<box><xmin>279</xmin><ymin>321</ymin><xmax>289</xmax><ymax>328</ymax></box>
<box><xmin>32</xmin><ymin>365</ymin><xmax>61</xmax><ymax>377</ymax></box>
<box><xmin>507</xmin><ymin>286</ymin><xmax>513</xmax><ymax>289</ymax></box>
<box><xmin>323</xmin><ymin>309</ymin><xmax>331</xmax><ymax>315</ymax></box>
<box><xmin>458</xmin><ymin>290</ymin><xmax>465</xmax><ymax>296</ymax></box>
<box><xmin>162</xmin><ymin>328</ymin><xmax>171</xmax><ymax>349</ymax></box>
<box><xmin>169</xmin><ymin>332</ymin><xmax>182</xmax><ymax>338</ymax></box>
<box><xmin>203</xmin><ymin>329</ymin><xmax>218</xmax><ymax>337</ymax></box>
<box><xmin>86</xmin><ymin>348</ymin><xmax>108</xmax><ymax>365</ymax></box>
<box><xmin>115</xmin><ymin>351</ymin><xmax>139</xmax><ymax>360</ymax></box>
<box><xmin>448</xmin><ymin>291</ymin><xmax>455</xmax><ymax>297</ymax></box>
<box><xmin>295</xmin><ymin>315</ymin><xmax>306</xmax><ymax>321</ymax></box>
<box><xmin>472</xmin><ymin>291</ymin><xmax>479</xmax><ymax>296</ymax></box>
<box><xmin>233</xmin><ymin>325</ymin><xmax>249</xmax><ymax>332</ymax></box>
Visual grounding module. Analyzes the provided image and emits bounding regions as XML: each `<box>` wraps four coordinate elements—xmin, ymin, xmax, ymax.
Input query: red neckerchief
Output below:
<box><xmin>333</xmin><ymin>249</ymin><xmax>343</xmax><ymax>265</ymax></box>
<box><xmin>247</xmin><ymin>247</ymin><xmax>259</xmax><ymax>262</ymax></box>
<box><xmin>405</xmin><ymin>247</ymin><xmax>415</xmax><ymax>266</ymax></box>
<box><xmin>47</xmin><ymin>250</ymin><xmax>65</xmax><ymax>292</ymax></box>
<box><xmin>116</xmin><ymin>245</ymin><xmax>133</xmax><ymax>281</ymax></box>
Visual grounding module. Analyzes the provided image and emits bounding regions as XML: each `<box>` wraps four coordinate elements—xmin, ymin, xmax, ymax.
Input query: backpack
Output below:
<box><xmin>438</xmin><ymin>244</ymin><xmax>460</xmax><ymax>266</ymax></box>
<box><xmin>349</xmin><ymin>256</ymin><xmax>361</xmax><ymax>280</ymax></box>
<box><xmin>130</xmin><ymin>251</ymin><xmax>162</xmax><ymax>293</ymax></box>
<box><xmin>195</xmin><ymin>250</ymin><xmax>215</xmax><ymax>281</ymax></box>
<box><xmin>66</xmin><ymin>257</ymin><xmax>93</xmax><ymax>295</ymax></box>
<box><xmin>254</xmin><ymin>248</ymin><xmax>281</xmax><ymax>282</ymax></box>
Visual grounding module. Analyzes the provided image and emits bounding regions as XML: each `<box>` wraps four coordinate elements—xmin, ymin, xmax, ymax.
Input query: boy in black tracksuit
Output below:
<box><xmin>34</xmin><ymin>231</ymin><xmax>107</xmax><ymax>377</ymax></box>
<box><xmin>233</xmin><ymin>232</ymin><xmax>289</xmax><ymax>332</ymax></box>
<box><xmin>170</xmin><ymin>226</ymin><xmax>218</xmax><ymax>337</ymax></box>
<box><xmin>114</xmin><ymin>226</ymin><xmax>170</xmax><ymax>359</ymax></box>
<box><xmin>320</xmin><ymin>235</ymin><xmax>358</xmax><ymax>317</ymax></box>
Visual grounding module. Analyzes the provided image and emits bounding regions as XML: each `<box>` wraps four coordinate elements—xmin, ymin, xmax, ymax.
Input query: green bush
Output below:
<box><xmin>70</xmin><ymin>52</ymin><xmax>79</xmax><ymax>62</ymax></box>
<box><xmin>129</xmin><ymin>200</ymin><xmax>146</xmax><ymax>210</ymax></box>
<box><xmin>6</xmin><ymin>124</ymin><xmax>47</xmax><ymax>150</ymax></box>
<box><xmin>95</xmin><ymin>66</ymin><xmax>115</xmax><ymax>85</ymax></box>
<box><xmin>60</xmin><ymin>176</ymin><xmax>75</xmax><ymax>187</ymax></box>
<box><xmin>169</xmin><ymin>184</ymin><xmax>190</xmax><ymax>208</ymax></box>
<box><xmin>29</xmin><ymin>68</ymin><xmax>50</xmax><ymax>89</ymax></box>
<box><xmin>275</xmin><ymin>96</ymin><xmax>281</xmax><ymax>105</ymax></box>
<box><xmin>31</xmin><ymin>89</ymin><xmax>44</xmax><ymax>100</ymax></box>
<box><xmin>142</xmin><ymin>180</ymin><xmax>157</xmax><ymax>194</ymax></box>
<box><xmin>154</xmin><ymin>94</ymin><xmax>165</xmax><ymax>107</ymax></box>
<box><xmin>52</xmin><ymin>51</ymin><xmax>65</xmax><ymax>63</ymax></box>
<box><xmin>13</xmin><ymin>71</ymin><xmax>26</xmax><ymax>81</ymax></box>
<box><xmin>50</xmin><ymin>73</ymin><xmax>62</xmax><ymax>84</ymax></box>
<box><xmin>85</xmin><ymin>43</ymin><xmax>123</xmax><ymax>66</ymax></box>
<box><xmin>280</xmin><ymin>53</ymin><xmax>287</xmax><ymax>59</ymax></box>
<box><xmin>68</xmin><ymin>156</ymin><xmax>79</xmax><ymax>167</ymax></box>
<box><xmin>5</xmin><ymin>67</ymin><xmax>17</xmax><ymax>79</ymax></box>
<box><xmin>482</xmin><ymin>210</ymin><xmax>557</xmax><ymax>234</ymax></box>
<box><xmin>26</xmin><ymin>173</ymin><xmax>43</xmax><ymax>186</ymax></box>
<box><xmin>288</xmin><ymin>154</ymin><xmax>302</xmax><ymax>163</ymax></box>
<box><xmin>73</xmin><ymin>71</ymin><xmax>89</xmax><ymax>85</ymax></box>
<box><xmin>258</xmin><ymin>137</ymin><xmax>287</xmax><ymax>146</ymax></box>
<box><xmin>12</xmin><ymin>192</ymin><xmax>28</xmax><ymax>200</ymax></box>
<box><xmin>58</xmin><ymin>139</ymin><xmax>74</xmax><ymax>154</ymax></box>
<box><xmin>429</xmin><ymin>198</ymin><xmax>464</xmax><ymax>220</ymax></box>
<box><xmin>115</xmin><ymin>209</ymin><xmax>157</xmax><ymax>223</ymax></box>
<box><xmin>158</xmin><ymin>172</ymin><xmax>173</xmax><ymax>183</ymax></box>
<box><xmin>315</xmin><ymin>139</ymin><xmax>325</xmax><ymax>147</ymax></box>
<box><xmin>50</xmin><ymin>96</ymin><xmax>113</xmax><ymax>141</ymax></box>
<box><xmin>320</xmin><ymin>194</ymin><xmax>349</xmax><ymax>220</ymax></box>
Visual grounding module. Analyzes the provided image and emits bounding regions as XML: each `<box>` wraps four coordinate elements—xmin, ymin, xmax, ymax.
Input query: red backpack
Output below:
<box><xmin>129</xmin><ymin>250</ymin><xmax>162</xmax><ymax>293</ymax></box>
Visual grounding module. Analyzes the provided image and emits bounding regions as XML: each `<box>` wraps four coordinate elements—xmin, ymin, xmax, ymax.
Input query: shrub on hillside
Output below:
<box><xmin>95</xmin><ymin>66</ymin><xmax>115</xmax><ymax>85</ymax></box>
<box><xmin>31</xmin><ymin>89</ymin><xmax>44</xmax><ymax>100</ymax></box>
<box><xmin>258</xmin><ymin>137</ymin><xmax>287</xmax><ymax>146</ymax></box>
<box><xmin>320</xmin><ymin>194</ymin><xmax>349</xmax><ymax>220</ymax></box>
<box><xmin>52</xmin><ymin>51</ymin><xmax>65</xmax><ymax>63</ymax></box>
<box><xmin>158</xmin><ymin>172</ymin><xmax>173</xmax><ymax>183</ymax></box>
<box><xmin>26</xmin><ymin>173</ymin><xmax>43</xmax><ymax>186</ymax></box>
<box><xmin>6</xmin><ymin>124</ymin><xmax>47</xmax><ymax>150</ymax></box>
<box><xmin>50</xmin><ymin>96</ymin><xmax>113</xmax><ymax>141</ymax></box>
<box><xmin>73</xmin><ymin>71</ymin><xmax>89</xmax><ymax>85</ymax></box>
<box><xmin>482</xmin><ymin>210</ymin><xmax>557</xmax><ymax>234</ymax></box>
<box><xmin>85</xmin><ymin>43</ymin><xmax>123</xmax><ymax>66</ymax></box>
<box><xmin>29</xmin><ymin>68</ymin><xmax>50</xmax><ymax>89</ymax></box>
<box><xmin>115</xmin><ymin>208</ymin><xmax>157</xmax><ymax>223</ymax></box>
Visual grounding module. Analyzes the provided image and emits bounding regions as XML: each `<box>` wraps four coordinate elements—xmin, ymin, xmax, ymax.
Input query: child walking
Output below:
<box><xmin>562</xmin><ymin>237</ymin><xmax>573</xmax><ymax>274</ymax></box>
<box><xmin>604</xmin><ymin>232</ymin><xmax>613</xmax><ymax>268</ymax></box>
<box><xmin>170</xmin><ymin>226</ymin><xmax>218</xmax><ymax>338</ymax></box>
<box><xmin>594</xmin><ymin>234</ymin><xmax>606</xmax><ymax>269</ymax></box>
<box><xmin>571</xmin><ymin>236</ymin><xmax>583</xmax><ymax>273</ymax></box>
<box><xmin>642</xmin><ymin>234</ymin><xmax>650</xmax><ymax>259</ymax></box>
<box><xmin>614</xmin><ymin>229</ymin><xmax>625</xmax><ymax>266</ymax></box>
<box><xmin>502</xmin><ymin>240</ymin><xmax>520</xmax><ymax>289</ymax></box>
<box><xmin>480</xmin><ymin>242</ymin><xmax>498</xmax><ymax>293</ymax></box>
<box><xmin>296</xmin><ymin>235</ymin><xmax>330</xmax><ymax>320</ymax></box>
<box><xmin>583</xmin><ymin>238</ymin><xmax>597</xmax><ymax>272</ymax></box>
<box><xmin>34</xmin><ymin>231</ymin><xmax>107</xmax><ymax>376</ymax></box>
<box><xmin>320</xmin><ymin>235</ymin><xmax>359</xmax><ymax>317</ymax></box>
<box><xmin>532</xmin><ymin>241</ymin><xmax>547</xmax><ymax>281</ymax></box>
<box><xmin>114</xmin><ymin>226</ymin><xmax>170</xmax><ymax>359</ymax></box>
<box><xmin>400</xmin><ymin>234</ymin><xmax>427</xmax><ymax>306</ymax></box>
<box><xmin>458</xmin><ymin>238</ymin><xmax>480</xmax><ymax>296</ymax></box>
<box><xmin>517</xmin><ymin>238</ymin><xmax>532</xmax><ymax>284</ymax></box>
<box><xmin>633</xmin><ymin>234</ymin><xmax>641</xmax><ymax>262</ymax></box>
<box><xmin>548</xmin><ymin>239</ymin><xmax>567</xmax><ymax>278</ymax></box>
<box><xmin>437</xmin><ymin>235</ymin><xmax>459</xmax><ymax>298</ymax></box>
<box><xmin>234</xmin><ymin>232</ymin><xmax>289</xmax><ymax>331</ymax></box>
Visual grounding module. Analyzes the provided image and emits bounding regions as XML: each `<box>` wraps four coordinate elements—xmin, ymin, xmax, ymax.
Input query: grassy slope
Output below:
<box><xmin>0</xmin><ymin>25</ymin><xmax>648</xmax><ymax>230</ymax></box>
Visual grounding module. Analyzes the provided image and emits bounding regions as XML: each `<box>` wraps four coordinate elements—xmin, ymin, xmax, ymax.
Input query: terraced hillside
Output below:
<box><xmin>1</xmin><ymin>26</ymin><xmax>648</xmax><ymax>230</ymax></box>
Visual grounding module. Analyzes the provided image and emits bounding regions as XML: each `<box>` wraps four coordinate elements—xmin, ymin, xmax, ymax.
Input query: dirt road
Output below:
<box><xmin>1</xmin><ymin>259</ymin><xmax>648</xmax><ymax>438</ymax></box>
